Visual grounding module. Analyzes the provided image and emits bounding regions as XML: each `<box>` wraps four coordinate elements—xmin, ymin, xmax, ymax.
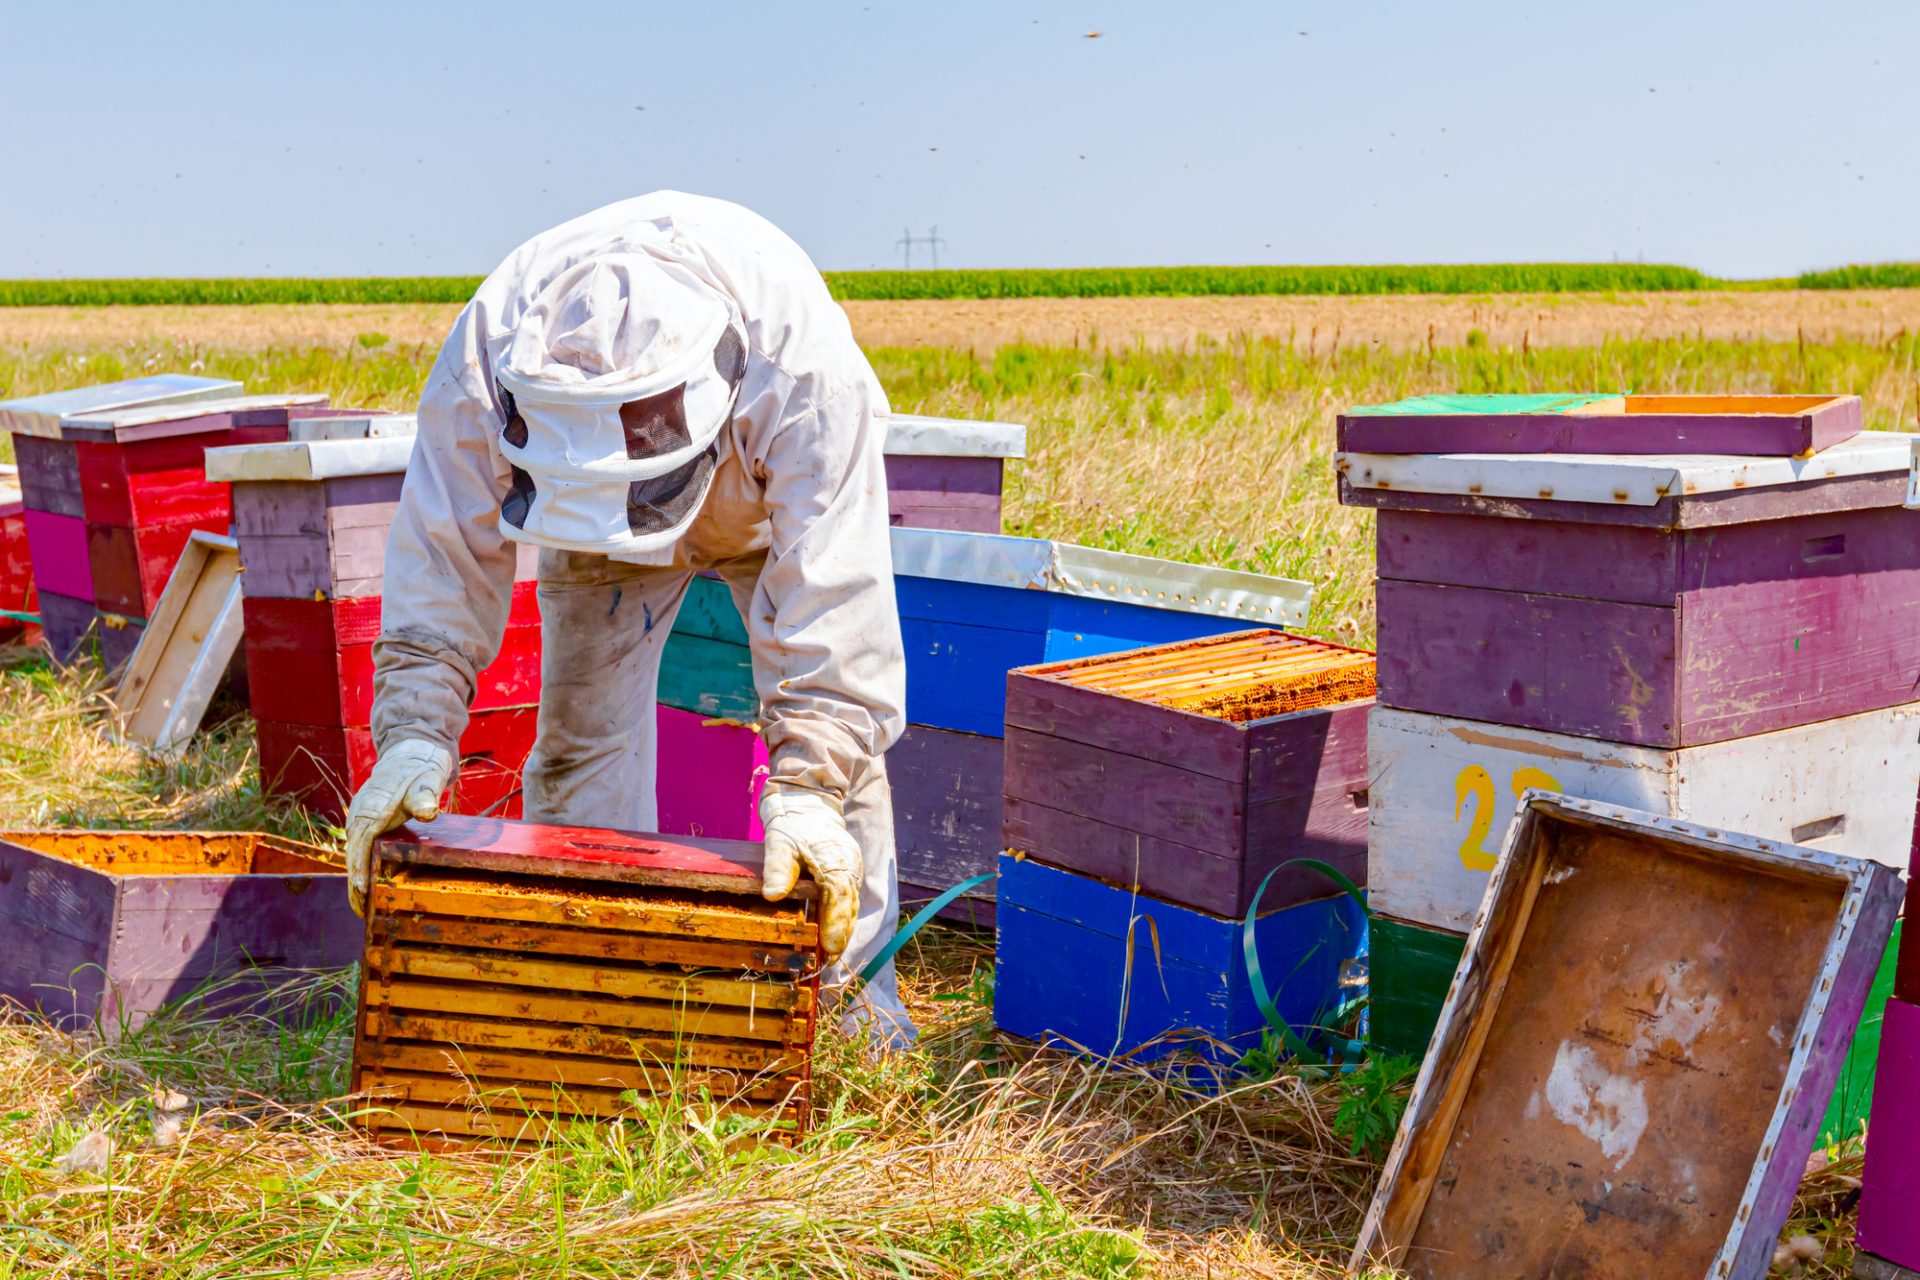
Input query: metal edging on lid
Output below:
<box><xmin>1337</xmin><ymin>429</ymin><xmax>1915</xmax><ymax>507</ymax></box>
<box><xmin>882</xmin><ymin>413</ymin><xmax>1028</xmax><ymax>459</ymax></box>
<box><xmin>204</xmin><ymin>435</ymin><xmax>417</xmax><ymax>483</ymax></box>
<box><xmin>888</xmin><ymin>527</ymin><xmax>1313</xmax><ymax>626</ymax></box>
<box><xmin>59</xmin><ymin>393</ymin><xmax>329</xmax><ymax>431</ymax></box>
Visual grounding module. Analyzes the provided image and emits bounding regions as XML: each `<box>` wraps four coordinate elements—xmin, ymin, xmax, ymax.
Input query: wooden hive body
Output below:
<box><xmin>1004</xmin><ymin>628</ymin><xmax>1375</xmax><ymax>917</ymax></box>
<box><xmin>1337</xmin><ymin>392</ymin><xmax>1863</xmax><ymax>456</ymax></box>
<box><xmin>879</xmin><ymin>412</ymin><xmax>1027</xmax><ymax>534</ymax></box>
<box><xmin>355</xmin><ymin>815</ymin><xmax>821</xmax><ymax>1148</ymax></box>
<box><xmin>0</xmin><ymin>829</ymin><xmax>354</xmax><ymax>1031</ymax></box>
<box><xmin>1860</xmin><ymin>996</ymin><xmax>1920</xmax><ymax>1272</ymax></box>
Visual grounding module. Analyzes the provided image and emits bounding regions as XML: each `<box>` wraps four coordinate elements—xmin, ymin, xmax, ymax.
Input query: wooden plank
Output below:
<box><xmin>1375</xmin><ymin>578</ymin><xmax>1681</xmax><ymax>745</ymax></box>
<box><xmin>372</xmin><ymin>872</ymin><xmax>810</xmax><ymax>947</ymax></box>
<box><xmin>357</xmin><ymin>1097</ymin><xmax>799</xmax><ymax>1145</ymax></box>
<box><xmin>88</xmin><ymin>519</ymin><xmax>222</xmax><ymax>617</ymax></box>
<box><xmin>1002</xmin><ymin>727</ymin><xmax>1245</xmax><ymax>858</ymax></box>
<box><xmin>1859</xmin><ymin>996</ymin><xmax>1920</xmax><ymax>1271</ymax></box>
<box><xmin>889</xmin><ymin>723</ymin><xmax>1002</xmax><ymax>907</ymax></box>
<box><xmin>361</xmin><ymin>1039</ymin><xmax>800</xmax><ymax>1102</ymax></box>
<box><xmin>369</xmin><ymin>975</ymin><xmax>797</xmax><ymax>1043</ymax></box>
<box><xmin>230</xmin><ymin>482</ymin><xmax>328</xmax><ymax>537</ymax></box>
<box><xmin>379</xmin><ymin>913</ymin><xmax>809</xmax><ymax>977</ymax></box>
<box><xmin>234</xmin><ymin>532</ymin><xmax>337</xmax><ymax>599</ymax></box>
<box><xmin>1368</xmin><ymin>916</ymin><xmax>1464</xmax><ymax>1059</ymax></box>
<box><xmin>888</xmin><ymin>503</ymin><xmax>1001</xmax><ymax>534</ymax></box>
<box><xmin>116</xmin><ymin>533</ymin><xmax>244</xmax><ymax>750</ymax></box>
<box><xmin>1352</xmin><ymin>795</ymin><xmax>1903</xmax><ymax>1279</ymax></box>
<box><xmin>653</xmin><ymin>707</ymin><xmax>768</xmax><ymax>842</ymax></box>
<box><xmin>1338</xmin><ymin>393</ymin><xmax>1860</xmax><ymax>456</ymax></box>
<box><xmin>1366</xmin><ymin>704</ymin><xmax>1920</xmax><ymax>934</ymax></box>
<box><xmin>24</xmin><ymin>509</ymin><xmax>92</xmax><ymax>599</ymax></box>
<box><xmin>361</xmin><ymin>1007</ymin><xmax>801</xmax><ymax>1071</ymax></box>
<box><xmin>1006</xmin><ymin>662</ymin><xmax>1253</xmax><ymax>782</ymax></box>
<box><xmin>1377</xmin><ymin>508</ymin><xmax>1681</xmax><ymax>605</ymax></box>
<box><xmin>377</xmin><ymin>813</ymin><xmax>817</xmax><ymax>906</ymax></box>
<box><xmin>883</xmin><ymin>455</ymin><xmax>1004</xmax><ymax>501</ymax></box>
<box><xmin>36</xmin><ymin>591</ymin><xmax>96</xmax><ymax>663</ymax></box>
<box><xmin>13</xmin><ymin>434</ymin><xmax>84</xmax><ymax>517</ymax></box>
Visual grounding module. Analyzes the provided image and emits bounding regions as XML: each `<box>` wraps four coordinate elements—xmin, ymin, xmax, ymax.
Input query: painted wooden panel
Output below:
<box><xmin>0</xmin><ymin>375</ymin><xmax>240</xmax><ymax>439</ymax></box>
<box><xmin>1368</xmin><ymin>915</ymin><xmax>1462</xmax><ymax>1060</ymax></box>
<box><xmin>994</xmin><ymin>854</ymin><xmax>1366</xmax><ymax>1070</ymax></box>
<box><xmin>0</xmin><ymin>500</ymin><xmax>37</xmax><ymax>644</ymax></box>
<box><xmin>36</xmin><ymin>591</ymin><xmax>95</xmax><ymax>663</ymax></box>
<box><xmin>654</xmin><ymin>706</ymin><xmax>768</xmax><ymax>841</ymax></box>
<box><xmin>888</xmin><ymin>503</ymin><xmax>1000</xmax><ymax>534</ymax></box>
<box><xmin>1378</xmin><ymin>509</ymin><xmax>1683</xmax><ymax>606</ymax></box>
<box><xmin>257</xmin><ymin>705</ymin><xmax>538</xmax><ymax>822</ymax></box>
<box><xmin>13</xmin><ymin>434</ymin><xmax>85</xmax><ymax>517</ymax></box>
<box><xmin>1900</xmin><ymin>867</ymin><xmax>1920</xmax><ymax>1006</ymax></box>
<box><xmin>96</xmin><ymin>611</ymin><xmax>146</xmax><ymax>674</ymax></box>
<box><xmin>1367</xmin><ymin>704</ymin><xmax>1920</xmax><ymax>934</ymax></box>
<box><xmin>24</xmin><ymin>509</ymin><xmax>92</xmax><ymax>600</ymax></box>
<box><xmin>241</xmin><ymin>586</ymin><xmax>541</xmax><ymax>727</ymax></box>
<box><xmin>890</xmin><ymin>723</ymin><xmax>1003</xmax><ymax>918</ymax></box>
<box><xmin>1860</xmin><ymin>996</ymin><xmax>1920</xmax><ymax>1271</ymax></box>
<box><xmin>884</xmin><ymin>455</ymin><xmax>1003</xmax><ymax>532</ymax></box>
<box><xmin>355</xmin><ymin>824</ymin><xmax>819</xmax><ymax>1148</ymax></box>
<box><xmin>0</xmin><ymin>829</ymin><xmax>351</xmax><ymax>1031</ymax></box>
<box><xmin>1352</xmin><ymin>795</ymin><xmax>1902</xmax><ymax>1280</ymax></box>
<box><xmin>1338</xmin><ymin>393</ymin><xmax>1861</xmax><ymax>456</ymax></box>
<box><xmin>88</xmin><ymin>518</ymin><xmax>224</xmax><ymax>617</ymax></box>
<box><xmin>76</xmin><ymin>428</ymin><xmax>281</xmax><ymax>528</ymax></box>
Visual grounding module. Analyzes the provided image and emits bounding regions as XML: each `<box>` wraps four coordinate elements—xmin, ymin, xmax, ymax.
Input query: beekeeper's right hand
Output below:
<box><xmin>343</xmin><ymin>739</ymin><xmax>453</xmax><ymax>916</ymax></box>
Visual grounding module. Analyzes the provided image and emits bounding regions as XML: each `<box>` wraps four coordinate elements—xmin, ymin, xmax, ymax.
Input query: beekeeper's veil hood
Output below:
<box><xmin>489</xmin><ymin>250</ymin><xmax>747</xmax><ymax>554</ymax></box>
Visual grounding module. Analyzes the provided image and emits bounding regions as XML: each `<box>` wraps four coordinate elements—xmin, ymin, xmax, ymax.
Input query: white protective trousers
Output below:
<box><xmin>370</xmin><ymin>192</ymin><xmax>911</xmax><ymax>1028</ymax></box>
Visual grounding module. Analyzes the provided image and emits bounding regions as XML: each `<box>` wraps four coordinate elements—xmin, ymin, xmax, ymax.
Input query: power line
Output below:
<box><xmin>893</xmin><ymin>225</ymin><xmax>948</xmax><ymax>269</ymax></box>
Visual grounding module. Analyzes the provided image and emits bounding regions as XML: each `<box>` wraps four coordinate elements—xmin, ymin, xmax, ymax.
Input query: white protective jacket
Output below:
<box><xmin>371</xmin><ymin>192</ymin><xmax>907</xmax><ymax>811</ymax></box>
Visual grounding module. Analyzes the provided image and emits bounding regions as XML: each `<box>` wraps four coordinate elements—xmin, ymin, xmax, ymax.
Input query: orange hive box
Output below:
<box><xmin>353</xmin><ymin>814</ymin><xmax>821</xmax><ymax>1149</ymax></box>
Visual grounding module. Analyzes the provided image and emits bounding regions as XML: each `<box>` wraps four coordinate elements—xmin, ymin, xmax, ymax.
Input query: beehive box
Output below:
<box><xmin>994</xmin><ymin>853</ymin><xmax>1367</xmax><ymax>1068</ymax></box>
<box><xmin>257</xmin><ymin>706</ymin><xmax>538</xmax><ymax>823</ymax></box>
<box><xmin>355</xmin><ymin>814</ymin><xmax>820</xmax><ymax>1148</ymax></box>
<box><xmin>1353</xmin><ymin>795</ymin><xmax>1901</xmax><ymax>1280</ymax></box>
<box><xmin>1005</xmin><ymin>629</ymin><xmax>1375</xmax><ymax>918</ymax></box>
<box><xmin>1337</xmin><ymin>392</ymin><xmax>1863</xmax><ymax>456</ymax></box>
<box><xmin>881</xmin><ymin>412</ymin><xmax>1026</xmax><ymax>533</ymax></box>
<box><xmin>1343</xmin><ymin>430</ymin><xmax>1920</xmax><ymax>747</ymax></box>
<box><xmin>0</xmin><ymin>469</ymin><xmax>38</xmax><ymax>645</ymax></box>
<box><xmin>1367</xmin><ymin>702</ymin><xmax>1920</xmax><ymax>934</ymax></box>
<box><xmin>1860</xmin><ymin>996</ymin><xmax>1920</xmax><ymax>1275</ymax></box>
<box><xmin>0</xmin><ymin>829</ymin><xmax>355</xmax><ymax>1030</ymax></box>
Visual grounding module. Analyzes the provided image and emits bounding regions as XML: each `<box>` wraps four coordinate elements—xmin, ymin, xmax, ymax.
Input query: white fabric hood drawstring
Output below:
<box><xmin>488</xmin><ymin>250</ymin><xmax>747</xmax><ymax>554</ymax></box>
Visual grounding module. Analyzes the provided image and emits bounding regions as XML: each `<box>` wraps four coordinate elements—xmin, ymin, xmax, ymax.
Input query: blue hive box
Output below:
<box><xmin>993</xmin><ymin>853</ymin><xmax>1368</xmax><ymax>1068</ymax></box>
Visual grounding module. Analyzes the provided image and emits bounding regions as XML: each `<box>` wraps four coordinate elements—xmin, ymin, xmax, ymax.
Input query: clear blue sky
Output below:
<box><xmin>2</xmin><ymin>1</ymin><xmax>1913</xmax><ymax>279</ymax></box>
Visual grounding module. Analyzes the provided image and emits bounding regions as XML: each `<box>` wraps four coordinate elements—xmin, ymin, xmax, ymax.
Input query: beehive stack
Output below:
<box><xmin>206</xmin><ymin>426</ymin><xmax>542</xmax><ymax>821</ymax></box>
<box><xmin>1336</xmin><ymin>393</ymin><xmax>1920</xmax><ymax>1142</ymax></box>
<box><xmin>354</xmin><ymin>814</ymin><xmax>819</xmax><ymax>1147</ymax></box>
<box><xmin>1858</xmin><ymin>849</ymin><xmax>1920</xmax><ymax>1277</ymax></box>
<box><xmin>993</xmin><ymin>629</ymin><xmax>1373</xmax><ymax>1065</ymax></box>
<box><xmin>653</xmin><ymin>529</ymin><xmax>1315</xmax><ymax>926</ymax></box>
<box><xmin>0</xmin><ymin>375</ymin><xmax>241</xmax><ymax>660</ymax></box>
<box><xmin>880</xmin><ymin>412</ymin><xmax>1026</xmax><ymax>533</ymax></box>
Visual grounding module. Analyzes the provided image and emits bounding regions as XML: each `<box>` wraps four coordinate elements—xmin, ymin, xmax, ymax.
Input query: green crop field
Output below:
<box><xmin>1</xmin><ymin>261</ymin><xmax>1915</xmax><ymax>306</ymax></box>
<box><xmin>0</xmin><ymin>323</ymin><xmax>1901</xmax><ymax>1278</ymax></box>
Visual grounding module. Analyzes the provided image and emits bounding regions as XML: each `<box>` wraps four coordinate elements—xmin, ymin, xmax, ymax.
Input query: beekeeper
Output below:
<box><xmin>344</xmin><ymin>192</ymin><xmax>913</xmax><ymax>1045</ymax></box>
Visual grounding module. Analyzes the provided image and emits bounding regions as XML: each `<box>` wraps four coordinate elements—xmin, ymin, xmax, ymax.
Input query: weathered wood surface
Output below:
<box><xmin>994</xmin><ymin>853</ymin><xmax>1365</xmax><ymax>1068</ymax></box>
<box><xmin>96</xmin><ymin>611</ymin><xmax>146</xmax><ymax>674</ymax></box>
<box><xmin>890</xmin><ymin>723</ymin><xmax>1003</xmax><ymax>918</ymax></box>
<box><xmin>257</xmin><ymin>705</ymin><xmax>539</xmax><ymax>822</ymax></box>
<box><xmin>1338</xmin><ymin>393</ymin><xmax>1861</xmax><ymax>456</ymax></box>
<box><xmin>115</xmin><ymin>533</ymin><xmax>242</xmax><ymax>749</ymax></box>
<box><xmin>57</xmin><ymin>394</ymin><xmax>318</xmax><ymax>444</ymax></box>
<box><xmin>229</xmin><ymin>474</ymin><xmax>405</xmax><ymax>537</ymax></box>
<box><xmin>13</xmin><ymin>434</ymin><xmax>85</xmax><ymax>517</ymax></box>
<box><xmin>76</xmin><ymin>428</ymin><xmax>280</xmax><ymax>527</ymax></box>
<box><xmin>24</xmin><ymin>509</ymin><xmax>92</xmax><ymax>600</ymax></box>
<box><xmin>1860</xmin><ymin>996</ymin><xmax>1920</xmax><ymax>1271</ymax></box>
<box><xmin>0</xmin><ymin>500</ymin><xmax>36</xmax><ymax>643</ymax></box>
<box><xmin>36</xmin><ymin>591</ymin><xmax>95</xmax><ymax>663</ymax></box>
<box><xmin>1367</xmin><ymin>704</ymin><xmax>1920</xmax><ymax>934</ymax></box>
<box><xmin>1368</xmin><ymin>915</ymin><xmax>1464</xmax><ymax>1059</ymax></box>
<box><xmin>241</xmin><ymin>586</ymin><xmax>541</xmax><ymax>727</ymax></box>
<box><xmin>356</xmin><ymin>829</ymin><xmax>819</xmax><ymax>1149</ymax></box>
<box><xmin>0</xmin><ymin>828</ymin><xmax>353</xmax><ymax>1031</ymax></box>
<box><xmin>88</xmin><ymin>519</ymin><xmax>223</xmax><ymax>617</ymax></box>
<box><xmin>0</xmin><ymin>375</ymin><xmax>241</xmax><ymax>439</ymax></box>
<box><xmin>1354</xmin><ymin>795</ymin><xmax>1902</xmax><ymax>1280</ymax></box>
<box><xmin>884</xmin><ymin>455</ymin><xmax>1003</xmax><ymax>532</ymax></box>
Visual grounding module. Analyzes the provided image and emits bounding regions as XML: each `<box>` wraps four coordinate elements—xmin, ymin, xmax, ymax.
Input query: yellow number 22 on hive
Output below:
<box><xmin>1453</xmin><ymin>765</ymin><xmax>1563</xmax><ymax>871</ymax></box>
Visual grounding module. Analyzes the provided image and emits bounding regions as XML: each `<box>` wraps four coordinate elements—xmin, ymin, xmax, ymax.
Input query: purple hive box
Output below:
<box><xmin>882</xmin><ymin>412</ymin><xmax>1026</xmax><ymax>533</ymax></box>
<box><xmin>1341</xmin><ymin>430</ymin><xmax>1920</xmax><ymax>748</ymax></box>
<box><xmin>0</xmin><ymin>829</ymin><xmax>359</xmax><ymax>1032</ymax></box>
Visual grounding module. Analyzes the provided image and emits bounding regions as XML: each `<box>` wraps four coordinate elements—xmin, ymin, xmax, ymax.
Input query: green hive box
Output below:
<box><xmin>1370</xmin><ymin>915</ymin><xmax>1902</xmax><ymax>1146</ymax></box>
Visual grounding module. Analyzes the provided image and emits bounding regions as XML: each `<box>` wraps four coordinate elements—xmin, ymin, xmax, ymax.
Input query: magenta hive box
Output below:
<box><xmin>1339</xmin><ymin>429</ymin><xmax>1920</xmax><ymax>748</ymax></box>
<box><xmin>881</xmin><ymin>413</ymin><xmax>1025</xmax><ymax>533</ymax></box>
<box><xmin>1860</xmin><ymin>996</ymin><xmax>1920</xmax><ymax>1276</ymax></box>
<box><xmin>0</xmin><ymin>375</ymin><xmax>241</xmax><ymax>660</ymax></box>
<box><xmin>1337</xmin><ymin>392</ymin><xmax>1863</xmax><ymax>457</ymax></box>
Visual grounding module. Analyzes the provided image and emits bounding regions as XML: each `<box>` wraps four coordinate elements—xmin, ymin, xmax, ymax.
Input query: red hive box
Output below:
<box><xmin>209</xmin><ymin>430</ymin><xmax>544</xmax><ymax>821</ymax></box>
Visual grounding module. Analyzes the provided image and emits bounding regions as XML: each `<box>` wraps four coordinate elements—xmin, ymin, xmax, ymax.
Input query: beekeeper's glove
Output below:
<box><xmin>344</xmin><ymin>739</ymin><xmax>454</xmax><ymax>916</ymax></box>
<box><xmin>759</xmin><ymin>785</ymin><xmax>862</xmax><ymax>963</ymax></box>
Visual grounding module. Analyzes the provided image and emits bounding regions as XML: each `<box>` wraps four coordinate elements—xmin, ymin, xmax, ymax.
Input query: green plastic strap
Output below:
<box><xmin>1242</xmin><ymin>858</ymin><xmax>1371</xmax><ymax>1066</ymax></box>
<box><xmin>857</xmin><ymin>871</ymin><xmax>997</xmax><ymax>984</ymax></box>
<box><xmin>0</xmin><ymin>610</ymin><xmax>40</xmax><ymax>625</ymax></box>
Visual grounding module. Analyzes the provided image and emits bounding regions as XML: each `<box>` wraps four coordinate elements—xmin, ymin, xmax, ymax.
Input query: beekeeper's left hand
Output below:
<box><xmin>758</xmin><ymin>785</ymin><xmax>862</xmax><ymax>963</ymax></box>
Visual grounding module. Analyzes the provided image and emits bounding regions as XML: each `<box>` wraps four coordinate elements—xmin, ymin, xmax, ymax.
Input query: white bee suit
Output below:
<box><xmin>370</xmin><ymin>192</ymin><xmax>912</xmax><ymax>1039</ymax></box>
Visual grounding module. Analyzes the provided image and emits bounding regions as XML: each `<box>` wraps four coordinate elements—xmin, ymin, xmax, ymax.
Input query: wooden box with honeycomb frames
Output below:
<box><xmin>353</xmin><ymin>814</ymin><xmax>821</xmax><ymax>1150</ymax></box>
<box><xmin>1004</xmin><ymin>628</ymin><xmax>1376</xmax><ymax>918</ymax></box>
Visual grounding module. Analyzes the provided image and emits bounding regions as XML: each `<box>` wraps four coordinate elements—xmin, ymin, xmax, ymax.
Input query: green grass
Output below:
<box><xmin>6</xmin><ymin>260</ymin><xmax>1916</xmax><ymax>306</ymax></box>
